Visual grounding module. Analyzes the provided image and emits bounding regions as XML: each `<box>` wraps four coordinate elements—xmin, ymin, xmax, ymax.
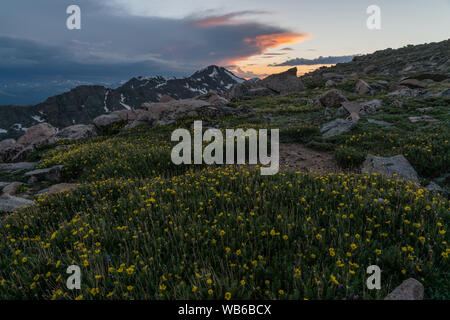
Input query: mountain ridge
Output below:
<box><xmin>0</xmin><ymin>65</ymin><xmax>244</xmax><ymax>139</ymax></box>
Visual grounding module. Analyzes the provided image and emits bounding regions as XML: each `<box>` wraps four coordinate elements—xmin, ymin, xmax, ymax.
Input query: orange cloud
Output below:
<box><xmin>244</xmin><ymin>32</ymin><xmax>309</xmax><ymax>50</ymax></box>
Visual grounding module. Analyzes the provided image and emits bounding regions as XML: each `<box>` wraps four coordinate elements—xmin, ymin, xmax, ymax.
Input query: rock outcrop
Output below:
<box><xmin>361</xmin><ymin>154</ymin><xmax>420</xmax><ymax>183</ymax></box>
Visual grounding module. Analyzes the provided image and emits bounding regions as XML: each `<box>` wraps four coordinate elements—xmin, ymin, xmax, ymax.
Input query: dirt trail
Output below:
<box><xmin>279</xmin><ymin>143</ymin><xmax>342</xmax><ymax>174</ymax></box>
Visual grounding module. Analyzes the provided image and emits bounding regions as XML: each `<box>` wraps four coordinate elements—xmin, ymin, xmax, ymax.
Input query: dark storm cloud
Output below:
<box><xmin>0</xmin><ymin>0</ymin><xmax>305</xmax><ymax>79</ymax></box>
<box><xmin>271</xmin><ymin>55</ymin><xmax>355</xmax><ymax>66</ymax></box>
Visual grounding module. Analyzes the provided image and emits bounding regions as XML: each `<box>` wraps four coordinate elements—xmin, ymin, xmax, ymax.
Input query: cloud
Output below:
<box><xmin>263</xmin><ymin>53</ymin><xmax>287</xmax><ymax>56</ymax></box>
<box><xmin>0</xmin><ymin>1</ymin><xmax>308</xmax><ymax>80</ymax></box>
<box><xmin>244</xmin><ymin>33</ymin><xmax>309</xmax><ymax>51</ymax></box>
<box><xmin>193</xmin><ymin>11</ymin><xmax>271</xmax><ymax>27</ymax></box>
<box><xmin>271</xmin><ymin>55</ymin><xmax>355</xmax><ymax>66</ymax></box>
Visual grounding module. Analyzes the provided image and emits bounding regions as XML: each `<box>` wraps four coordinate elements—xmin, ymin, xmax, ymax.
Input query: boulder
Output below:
<box><xmin>17</xmin><ymin>123</ymin><xmax>56</xmax><ymax>148</ymax></box>
<box><xmin>0</xmin><ymin>182</ymin><xmax>10</xmax><ymax>190</ymax></box>
<box><xmin>399</xmin><ymin>79</ymin><xmax>427</xmax><ymax>89</ymax></box>
<box><xmin>0</xmin><ymin>195</ymin><xmax>34</xmax><ymax>213</ymax></box>
<box><xmin>323</xmin><ymin>108</ymin><xmax>334</xmax><ymax>119</ymax></box>
<box><xmin>325</xmin><ymin>80</ymin><xmax>335</xmax><ymax>87</ymax></box>
<box><xmin>1</xmin><ymin>182</ymin><xmax>23</xmax><ymax>196</ymax></box>
<box><xmin>388</xmin><ymin>88</ymin><xmax>420</xmax><ymax>97</ymax></box>
<box><xmin>38</xmin><ymin>183</ymin><xmax>79</xmax><ymax>195</ymax></box>
<box><xmin>320</xmin><ymin>118</ymin><xmax>358</xmax><ymax>138</ymax></box>
<box><xmin>93</xmin><ymin>113</ymin><xmax>123</xmax><ymax>131</ymax></box>
<box><xmin>408</xmin><ymin>116</ymin><xmax>440</xmax><ymax>123</ymax></box>
<box><xmin>259</xmin><ymin>67</ymin><xmax>305</xmax><ymax>94</ymax></box>
<box><xmin>247</xmin><ymin>87</ymin><xmax>274</xmax><ymax>97</ymax></box>
<box><xmin>342</xmin><ymin>102</ymin><xmax>362</xmax><ymax>114</ymax></box>
<box><xmin>367</xmin><ymin>119</ymin><xmax>392</xmax><ymax>126</ymax></box>
<box><xmin>362</xmin><ymin>99</ymin><xmax>382</xmax><ymax>109</ymax></box>
<box><xmin>54</xmin><ymin>124</ymin><xmax>98</xmax><ymax>141</ymax></box>
<box><xmin>425</xmin><ymin>181</ymin><xmax>443</xmax><ymax>193</ymax></box>
<box><xmin>0</xmin><ymin>162</ymin><xmax>38</xmax><ymax>172</ymax></box>
<box><xmin>0</xmin><ymin>139</ymin><xmax>25</xmax><ymax>162</ymax></box>
<box><xmin>229</xmin><ymin>82</ymin><xmax>274</xmax><ymax>100</ymax></box>
<box><xmin>121</xmin><ymin>111</ymin><xmax>157</xmax><ymax>130</ymax></box>
<box><xmin>159</xmin><ymin>95</ymin><xmax>175</xmax><ymax>103</ymax></box>
<box><xmin>416</xmin><ymin>107</ymin><xmax>433</xmax><ymax>112</ymax></box>
<box><xmin>24</xmin><ymin>165</ymin><xmax>64</xmax><ymax>183</ymax></box>
<box><xmin>195</xmin><ymin>92</ymin><xmax>229</xmax><ymax>105</ymax></box>
<box><xmin>317</xmin><ymin>89</ymin><xmax>348</xmax><ymax>108</ymax></box>
<box><xmin>336</xmin><ymin>106</ymin><xmax>350</xmax><ymax>117</ymax></box>
<box><xmin>362</xmin><ymin>154</ymin><xmax>420</xmax><ymax>183</ymax></box>
<box><xmin>384</xmin><ymin>278</ymin><xmax>424</xmax><ymax>300</ymax></box>
<box><xmin>355</xmin><ymin>79</ymin><xmax>372</xmax><ymax>94</ymax></box>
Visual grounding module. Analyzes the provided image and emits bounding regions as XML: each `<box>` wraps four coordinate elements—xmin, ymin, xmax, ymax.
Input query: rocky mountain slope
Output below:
<box><xmin>302</xmin><ymin>39</ymin><xmax>450</xmax><ymax>86</ymax></box>
<box><xmin>0</xmin><ymin>65</ymin><xmax>243</xmax><ymax>139</ymax></box>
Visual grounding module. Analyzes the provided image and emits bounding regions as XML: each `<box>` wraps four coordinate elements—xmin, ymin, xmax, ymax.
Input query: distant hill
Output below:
<box><xmin>0</xmin><ymin>65</ymin><xmax>244</xmax><ymax>139</ymax></box>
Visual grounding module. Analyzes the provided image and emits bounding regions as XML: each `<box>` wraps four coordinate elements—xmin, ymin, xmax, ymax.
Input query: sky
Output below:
<box><xmin>0</xmin><ymin>0</ymin><xmax>449</xmax><ymax>84</ymax></box>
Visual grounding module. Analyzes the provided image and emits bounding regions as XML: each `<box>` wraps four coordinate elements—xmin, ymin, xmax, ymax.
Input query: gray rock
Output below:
<box><xmin>0</xmin><ymin>195</ymin><xmax>34</xmax><ymax>213</ymax></box>
<box><xmin>159</xmin><ymin>95</ymin><xmax>175</xmax><ymax>103</ymax></box>
<box><xmin>1</xmin><ymin>182</ymin><xmax>23</xmax><ymax>196</ymax></box>
<box><xmin>416</xmin><ymin>107</ymin><xmax>433</xmax><ymax>112</ymax></box>
<box><xmin>323</xmin><ymin>107</ymin><xmax>334</xmax><ymax>119</ymax></box>
<box><xmin>388</xmin><ymin>88</ymin><xmax>420</xmax><ymax>97</ymax></box>
<box><xmin>425</xmin><ymin>181</ymin><xmax>443</xmax><ymax>193</ymax></box>
<box><xmin>24</xmin><ymin>165</ymin><xmax>64</xmax><ymax>183</ymax></box>
<box><xmin>362</xmin><ymin>99</ymin><xmax>382</xmax><ymax>109</ymax></box>
<box><xmin>54</xmin><ymin>124</ymin><xmax>98</xmax><ymax>141</ymax></box>
<box><xmin>362</xmin><ymin>154</ymin><xmax>420</xmax><ymax>183</ymax></box>
<box><xmin>38</xmin><ymin>183</ymin><xmax>79</xmax><ymax>195</ymax></box>
<box><xmin>247</xmin><ymin>87</ymin><xmax>274</xmax><ymax>97</ymax></box>
<box><xmin>0</xmin><ymin>162</ymin><xmax>38</xmax><ymax>172</ymax></box>
<box><xmin>93</xmin><ymin>113</ymin><xmax>124</xmax><ymax>131</ymax></box>
<box><xmin>0</xmin><ymin>139</ymin><xmax>23</xmax><ymax>162</ymax></box>
<box><xmin>195</xmin><ymin>91</ymin><xmax>229</xmax><ymax>105</ymax></box>
<box><xmin>399</xmin><ymin>79</ymin><xmax>427</xmax><ymax>89</ymax></box>
<box><xmin>325</xmin><ymin>80</ymin><xmax>335</xmax><ymax>87</ymax></box>
<box><xmin>336</xmin><ymin>106</ymin><xmax>350</xmax><ymax>117</ymax></box>
<box><xmin>0</xmin><ymin>182</ymin><xmax>10</xmax><ymax>190</ymax></box>
<box><xmin>17</xmin><ymin>123</ymin><xmax>57</xmax><ymax>148</ymax></box>
<box><xmin>355</xmin><ymin>79</ymin><xmax>372</xmax><ymax>94</ymax></box>
<box><xmin>408</xmin><ymin>115</ymin><xmax>439</xmax><ymax>123</ymax></box>
<box><xmin>317</xmin><ymin>89</ymin><xmax>348</xmax><ymax>108</ymax></box>
<box><xmin>437</xmin><ymin>88</ymin><xmax>450</xmax><ymax>97</ymax></box>
<box><xmin>258</xmin><ymin>67</ymin><xmax>305</xmax><ymax>94</ymax></box>
<box><xmin>320</xmin><ymin>118</ymin><xmax>358</xmax><ymax>138</ymax></box>
<box><xmin>385</xmin><ymin>278</ymin><xmax>424</xmax><ymax>300</ymax></box>
<box><xmin>367</xmin><ymin>119</ymin><xmax>392</xmax><ymax>126</ymax></box>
